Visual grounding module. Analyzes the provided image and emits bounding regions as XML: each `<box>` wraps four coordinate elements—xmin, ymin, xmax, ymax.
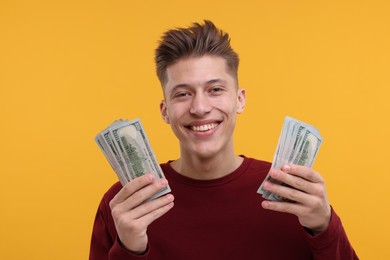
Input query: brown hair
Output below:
<box><xmin>155</xmin><ymin>20</ymin><xmax>239</xmax><ymax>85</ymax></box>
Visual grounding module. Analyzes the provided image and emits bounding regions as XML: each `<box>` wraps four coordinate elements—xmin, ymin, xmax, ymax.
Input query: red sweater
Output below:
<box><xmin>90</xmin><ymin>156</ymin><xmax>358</xmax><ymax>260</ymax></box>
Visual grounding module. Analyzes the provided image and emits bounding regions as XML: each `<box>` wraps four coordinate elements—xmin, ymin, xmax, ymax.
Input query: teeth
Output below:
<box><xmin>191</xmin><ymin>123</ymin><xmax>217</xmax><ymax>132</ymax></box>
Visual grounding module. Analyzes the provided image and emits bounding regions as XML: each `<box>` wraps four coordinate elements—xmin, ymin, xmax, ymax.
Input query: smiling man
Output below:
<box><xmin>160</xmin><ymin>55</ymin><xmax>245</xmax><ymax>179</ymax></box>
<box><xmin>90</xmin><ymin>20</ymin><xmax>358</xmax><ymax>260</ymax></box>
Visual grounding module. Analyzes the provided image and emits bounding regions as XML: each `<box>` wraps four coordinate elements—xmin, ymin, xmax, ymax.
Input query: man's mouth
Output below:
<box><xmin>189</xmin><ymin>123</ymin><xmax>219</xmax><ymax>132</ymax></box>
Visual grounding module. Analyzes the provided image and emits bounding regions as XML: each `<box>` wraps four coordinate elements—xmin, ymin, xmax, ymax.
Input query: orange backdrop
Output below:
<box><xmin>1</xmin><ymin>0</ymin><xmax>389</xmax><ymax>259</ymax></box>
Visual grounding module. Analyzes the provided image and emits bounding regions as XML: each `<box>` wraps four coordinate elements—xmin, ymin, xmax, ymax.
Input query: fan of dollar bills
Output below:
<box><xmin>95</xmin><ymin>118</ymin><xmax>171</xmax><ymax>200</ymax></box>
<box><xmin>258</xmin><ymin>116</ymin><xmax>323</xmax><ymax>201</ymax></box>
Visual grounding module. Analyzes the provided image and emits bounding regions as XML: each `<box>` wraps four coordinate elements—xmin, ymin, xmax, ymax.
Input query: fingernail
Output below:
<box><xmin>271</xmin><ymin>169</ymin><xmax>279</xmax><ymax>178</ymax></box>
<box><xmin>159</xmin><ymin>179</ymin><xmax>167</xmax><ymax>186</ymax></box>
<box><xmin>283</xmin><ymin>165</ymin><xmax>291</xmax><ymax>172</ymax></box>
<box><xmin>166</xmin><ymin>194</ymin><xmax>174</xmax><ymax>201</ymax></box>
<box><xmin>262</xmin><ymin>201</ymin><xmax>269</xmax><ymax>209</ymax></box>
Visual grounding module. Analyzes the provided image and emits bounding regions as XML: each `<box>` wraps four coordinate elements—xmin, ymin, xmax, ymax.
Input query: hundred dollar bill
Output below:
<box><xmin>95</xmin><ymin>118</ymin><xmax>171</xmax><ymax>200</ymax></box>
<box><xmin>258</xmin><ymin>116</ymin><xmax>323</xmax><ymax>201</ymax></box>
<box><xmin>95</xmin><ymin>120</ymin><xmax>131</xmax><ymax>185</ymax></box>
<box><xmin>95</xmin><ymin>132</ymin><xmax>128</xmax><ymax>186</ymax></box>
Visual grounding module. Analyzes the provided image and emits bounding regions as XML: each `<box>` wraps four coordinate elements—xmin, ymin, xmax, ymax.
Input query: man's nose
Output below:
<box><xmin>190</xmin><ymin>93</ymin><xmax>212</xmax><ymax>116</ymax></box>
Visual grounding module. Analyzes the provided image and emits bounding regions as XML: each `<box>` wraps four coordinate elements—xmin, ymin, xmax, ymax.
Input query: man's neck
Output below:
<box><xmin>170</xmin><ymin>151</ymin><xmax>243</xmax><ymax>180</ymax></box>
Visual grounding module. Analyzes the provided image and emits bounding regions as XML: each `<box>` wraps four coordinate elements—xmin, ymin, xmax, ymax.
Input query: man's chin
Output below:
<box><xmin>190</xmin><ymin>146</ymin><xmax>221</xmax><ymax>159</ymax></box>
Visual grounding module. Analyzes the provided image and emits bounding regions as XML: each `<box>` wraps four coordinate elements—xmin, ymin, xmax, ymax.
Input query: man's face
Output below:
<box><xmin>160</xmin><ymin>55</ymin><xmax>246</xmax><ymax>159</ymax></box>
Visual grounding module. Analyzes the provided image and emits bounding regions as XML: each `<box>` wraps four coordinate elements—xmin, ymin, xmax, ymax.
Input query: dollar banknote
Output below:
<box><xmin>95</xmin><ymin>118</ymin><xmax>171</xmax><ymax>200</ymax></box>
<box><xmin>258</xmin><ymin>116</ymin><xmax>323</xmax><ymax>201</ymax></box>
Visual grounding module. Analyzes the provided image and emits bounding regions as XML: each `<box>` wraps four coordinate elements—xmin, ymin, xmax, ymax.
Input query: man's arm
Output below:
<box><xmin>90</xmin><ymin>194</ymin><xmax>145</xmax><ymax>260</ymax></box>
<box><xmin>306</xmin><ymin>207</ymin><xmax>359</xmax><ymax>260</ymax></box>
<box><xmin>89</xmin><ymin>174</ymin><xmax>174</xmax><ymax>259</ymax></box>
<box><xmin>261</xmin><ymin>164</ymin><xmax>358</xmax><ymax>259</ymax></box>
<box><xmin>109</xmin><ymin>174</ymin><xmax>174</xmax><ymax>253</ymax></box>
<box><xmin>261</xmin><ymin>164</ymin><xmax>331</xmax><ymax>232</ymax></box>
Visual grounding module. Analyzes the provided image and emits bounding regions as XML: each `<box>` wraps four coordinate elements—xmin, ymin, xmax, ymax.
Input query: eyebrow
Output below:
<box><xmin>168</xmin><ymin>78</ymin><xmax>227</xmax><ymax>98</ymax></box>
<box><xmin>171</xmin><ymin>79</ymin><xmax>226</xmax><ymax>91</ymax></box>
<box><xmin>206</xmin><ymin>78</ymin><xmax>227</xmax><ymax>85</ymax></box>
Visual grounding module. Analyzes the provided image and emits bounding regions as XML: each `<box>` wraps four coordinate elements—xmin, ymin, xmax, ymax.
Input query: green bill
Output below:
<box><xmin>258</xmin><ymin>116</ymin><xmax>323</xmax><ymax>201</ymax></box>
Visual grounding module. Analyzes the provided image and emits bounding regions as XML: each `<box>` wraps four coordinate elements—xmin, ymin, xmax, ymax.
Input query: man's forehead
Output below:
<box><xmin>164</xmin><ymin>56</ymin><xmax>233</xmax><ymax>86</ymax></box>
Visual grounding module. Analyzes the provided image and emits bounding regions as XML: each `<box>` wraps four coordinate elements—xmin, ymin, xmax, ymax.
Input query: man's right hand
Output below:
<box><xmin>109</xmin><ymin>174</ymin><xmax>174</xmax><ymax>254</ymax></box>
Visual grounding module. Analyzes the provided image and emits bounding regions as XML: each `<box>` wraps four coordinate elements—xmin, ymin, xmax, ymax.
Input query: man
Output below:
<box><xmin>90</xmin><ymin>20</ymin><xmax>358</xmax><ymax>259</ymax></box>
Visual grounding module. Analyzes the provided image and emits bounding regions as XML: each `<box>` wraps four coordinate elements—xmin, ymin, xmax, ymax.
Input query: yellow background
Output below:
<box><xmin>1</xmin><ymin>0</ymin><xmax>389</xmax><ymax>259</ymax></box>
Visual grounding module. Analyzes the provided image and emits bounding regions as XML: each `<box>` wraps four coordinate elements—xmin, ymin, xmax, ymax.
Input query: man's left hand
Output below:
<box><xmin>261</xmin><ymin>164</ymin><xmax>331</xmax><ymax>234</ymax></box>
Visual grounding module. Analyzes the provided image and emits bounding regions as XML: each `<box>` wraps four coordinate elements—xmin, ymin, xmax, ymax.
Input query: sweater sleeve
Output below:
<box><xmin>306</xmin><ymin>207</ymin><xmax>359</xmax><ymax>260</ymax></box>
<box><xmin>89</xmin><ymin>196</ymin><xmax>150</xmax><ymax>260</ymax></box>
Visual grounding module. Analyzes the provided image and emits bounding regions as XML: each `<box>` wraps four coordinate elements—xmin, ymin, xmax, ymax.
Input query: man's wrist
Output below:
<box><xmin>117</xmin><ymin>237</ymin><xmax>148</xmax><ymax>255</ymax></box>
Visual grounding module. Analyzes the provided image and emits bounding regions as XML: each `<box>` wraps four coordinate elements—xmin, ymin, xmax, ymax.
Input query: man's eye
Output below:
<box><xmin>210</xmin><ymin>87</ymin><xmax>223</xmax><ymax>93</ymax></box>
<box><xmin>174</xmin><ymin>92</ymin><xmax>190</xmax><ymax>98</ymax></box>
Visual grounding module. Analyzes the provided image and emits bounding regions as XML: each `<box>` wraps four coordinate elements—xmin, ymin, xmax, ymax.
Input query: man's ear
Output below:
<box><xmin>160</xmin><ymin>100</ymin><xmax>170</xmax><ymax>124</ymax></box>
<box><xmin>236</xmin><ymin>88</ymin><xmax>246</xmax><ymax>114</ymax></box>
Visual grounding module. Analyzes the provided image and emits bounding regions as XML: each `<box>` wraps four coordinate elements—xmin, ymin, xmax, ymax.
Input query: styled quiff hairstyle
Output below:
<box><xmin>155</xmin><ymin>20</ymin><xmax>239</xmax><ymax>86</ymax></box>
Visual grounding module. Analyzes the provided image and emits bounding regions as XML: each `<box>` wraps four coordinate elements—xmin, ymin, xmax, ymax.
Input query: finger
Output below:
<box><xmin>263</xmin><ymin>180</ymin><xmax>311</xmax><ymax>204</ymax></box>
<box><xmin>261</xmin><ymin>199</ymin><xmax>306</xmax><ymax>216</ymax></box>
<box><xmin>269</xmin><ymin>168</ymin><xmax>320</xmax><ymax>195</ymax></box>
<box><xmin>115</xmin><ymin>178</ymin><xmax>170</xmax><ymax>213</ymax></box>
<box><xmin>281</xmin><ymin>164</ymin><xmax>324</xmax><ymax>183</ymax></box>
<box><xmin>129</xmin><ymin>193</ymin><xmax>175</xmax><ymax>221</ymax></box>
<box><xmin>123</xmin><ymin>200</ymin><xmax>174</xmax><ymax>236</ymax></box>
<box><xmin>114</xmin><ymin>195</ymin><xmax>175</xmax><ymax>250</ymax></box>
<box><xmin>139</xmin><ymin>200</ymin><xmax>174</xmax><ymax>225</ymax></box>
<box><xmin>110</xmin><ymin>174</ymin><xmax>154</xmax><ymax>207</ymax></box>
